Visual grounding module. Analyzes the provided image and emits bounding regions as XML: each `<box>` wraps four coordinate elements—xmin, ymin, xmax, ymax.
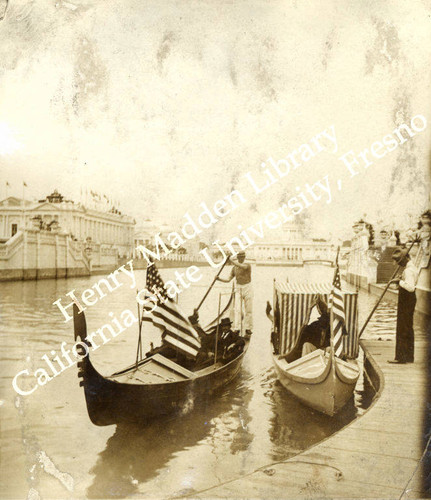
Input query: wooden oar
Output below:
<box><xmin>358</xmin><ymin>238</ymin><xmax>418</xmax><ymax>338</ymax></box>
<box><xmin>195</xmin><ymin>256</ymin><xmax>230</xmax><ymax>312</ymax></box>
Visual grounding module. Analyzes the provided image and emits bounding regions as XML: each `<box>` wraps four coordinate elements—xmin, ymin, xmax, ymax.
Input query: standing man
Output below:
<box><xmin>216</xmin><ymin>251</ymin><xmax>253</xmax><ymax>338</ymax></box>
<box><xmin>388</xmin><ymin>248</ymin><xmax>419</xmax><ymax>364</ymax></box>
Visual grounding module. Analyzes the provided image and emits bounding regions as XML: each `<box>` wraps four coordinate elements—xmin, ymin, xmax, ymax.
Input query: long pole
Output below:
<box><xmin>135</xmin><ymin>290</ymin><xmax>143</xmax><ymax>367</ymax></box>
<box><xmin>239</xmin><ymin>287</ymin><xmax>243</xmax><ymax>336</ymax></box>
<box><xmin>214</xmin><ymin>293</ymin><xmax>222</xmax><ymax>364</ymax></box>
<box><xmin>358</xmin><ymin>238</ymin><xmax>417</xmax><ymax>338</ymax></box>
<box><xmin>195</xmin><ymin>256</ymin><xmax>229</xmax><ymax>312</ymax></box>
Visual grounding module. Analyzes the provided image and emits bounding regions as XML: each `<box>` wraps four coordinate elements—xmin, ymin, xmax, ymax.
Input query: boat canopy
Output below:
<box><xmin>273</xmin><ymin>282</ymin><xmax>359</xmax><ymax>359</ymax></box>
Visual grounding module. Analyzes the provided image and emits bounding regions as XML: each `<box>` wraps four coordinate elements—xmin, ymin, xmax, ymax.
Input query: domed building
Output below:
<box><xmin>249</xmin><ymin>220</ymin><xmax>334</xmax><ymax>264</ymax></box>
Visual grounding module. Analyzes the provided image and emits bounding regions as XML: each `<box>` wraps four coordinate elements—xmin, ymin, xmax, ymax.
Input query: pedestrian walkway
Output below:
<box><xmin>193</xmin><ymin>339</ymin><xmax>429</xmax><ymax>498</ymax></box>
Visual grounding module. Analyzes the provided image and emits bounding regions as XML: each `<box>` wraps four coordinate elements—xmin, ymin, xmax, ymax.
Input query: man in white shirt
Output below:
<box><xmin>216</xmin><ymin>251</ymin><xmax>253</xmax><ymax>338</ymax></box>
<box><xmin>388</xmin><ymin>249</ymin><xmax>419</xmax><ymax>364</ymax></box>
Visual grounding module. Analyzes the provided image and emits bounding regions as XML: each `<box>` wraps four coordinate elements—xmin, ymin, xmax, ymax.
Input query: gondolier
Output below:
<box><xmin>72</xmin><ymin>262</ymin><xmax>250</xmax><ymax>426</ymax></box>
<box><xmin>216</xmin><ymin>251</ymin><xmax>253</xmax><ymax>338</ymax></box>
<box><xmin>388</xmin><ymin>249</ymin><xmax>419</xmax><ymax>364</ymax></box>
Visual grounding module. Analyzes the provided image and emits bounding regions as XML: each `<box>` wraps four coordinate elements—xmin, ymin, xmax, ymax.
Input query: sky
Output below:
<box><xmin>0</xmin><ymin>0</ymin><xmax>430</xmax><ymax>242</ymax></box>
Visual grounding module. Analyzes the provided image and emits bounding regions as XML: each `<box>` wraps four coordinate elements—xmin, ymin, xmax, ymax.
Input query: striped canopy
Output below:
<box><xmin>274</xmin><ymin>281</ymin><xmax>359</xmax><ymax>359</ymax></box>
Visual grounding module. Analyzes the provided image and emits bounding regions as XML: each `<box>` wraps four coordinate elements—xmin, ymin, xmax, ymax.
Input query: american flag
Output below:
<box><xmin>328</xmin><ymin>264</ymin><xmax>345</xmax><ymax>357</ymax></box>
<box><xmin>142</xmin><ymin>264</ymin><xmax>201</xmax><ymax>359</ymax></box>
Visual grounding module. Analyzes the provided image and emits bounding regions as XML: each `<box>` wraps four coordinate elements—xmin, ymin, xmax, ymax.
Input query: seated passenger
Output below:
<box><xmin>188</xmin><ymin>309</ymin><xmax>216</xmax><ymax>356</ymax></box>
<box><xmin>188</xmin><ymin>313</ymin><xmax>245</xmax><ymax>365</ymax></box>
<box><xmin>219</xmin><ymin>317</ymin><xmax>245</xmax><ymax>362</ymax></box>
<box><xmin>301</xmin><ymin>296</ymin><xmax>330</xmax><ymax>357</ymax></box>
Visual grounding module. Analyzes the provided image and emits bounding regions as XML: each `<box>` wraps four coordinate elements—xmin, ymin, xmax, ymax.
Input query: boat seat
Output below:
<box><xmin>279</xmin><ymin>349</ymin><xmax>328</xmax><ymax>368</ymax></box>
<box><xmin>109</xmin><ymin>354</ymin><xmax>197</xmax><ymax>384</ymax></box>
<box><xmin>150</xmin><ymin>354</ymin><xmax>196</xmax><ymax>379</ymax></box>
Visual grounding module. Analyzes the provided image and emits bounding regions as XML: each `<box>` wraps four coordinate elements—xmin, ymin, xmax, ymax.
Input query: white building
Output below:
<box><xmin>248</xmin><ymin>222</ymin><xmax>335</xmax><ymax>264</ymax></box>
<box><xmin>0</xmin><ymin>190</ymin><xmax>135</xmax><ymax>257</ymax></box>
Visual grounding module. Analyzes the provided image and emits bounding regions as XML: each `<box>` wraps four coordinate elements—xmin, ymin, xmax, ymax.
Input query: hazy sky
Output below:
<box><xmin>0</xmin><ymin>0</ymin><xmax>430</xmax><ymax>241</ymax></box>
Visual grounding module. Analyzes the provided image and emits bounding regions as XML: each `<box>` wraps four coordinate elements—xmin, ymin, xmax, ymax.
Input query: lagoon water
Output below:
<box><xmin>0</xmin><ymin>264</ymin><xmax>392</xmax><ymax>499</ymax></box>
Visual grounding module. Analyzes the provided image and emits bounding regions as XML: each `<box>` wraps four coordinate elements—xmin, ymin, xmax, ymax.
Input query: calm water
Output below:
<box><xmin>0</xmin><ymin>264</ymin><xmax>395</xmax><ymax>499</ymax></box>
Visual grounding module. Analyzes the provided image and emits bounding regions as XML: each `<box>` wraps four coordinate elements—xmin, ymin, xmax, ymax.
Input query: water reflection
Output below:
<box><xmin>0</xmin><ymin>265</ymin><xmax>382</xmax><ymax>499</ymax></box>
<box><xmin>263</xmin><ymin>365</ymin><xmax>370</xmax><ymax>463</ymax></box>
<box><xmin>87</xmin><ymin>356</ymin><xmax>375</xmax><ymax>499</ymax></box>
<box><xmin>87</xmin><ymin>376</ymin><xmax>254</xmax><ymax>498</ymax></box>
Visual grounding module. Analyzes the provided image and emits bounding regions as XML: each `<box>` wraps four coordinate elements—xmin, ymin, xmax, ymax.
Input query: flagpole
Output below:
<box><xmin>333</xmin><ymin>246</ymin><xmax>340</xmax><ymax>280</ymax></box>
<box><xmin>135</xmin><ymin>290</ymin><xmax>143</xmax><ymax>368</ymax></box>
<box><xmin>328</xmin><ymin>285</ymin><xmax>338</xmax><ymax>412</ymax></box>
<box><xmin>329</xmin><ymin>245</ymin><xmax>340</xmax><ymax>381</ymax></box>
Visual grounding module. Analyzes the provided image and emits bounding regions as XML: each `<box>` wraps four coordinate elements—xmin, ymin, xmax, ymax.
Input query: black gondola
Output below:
<box><xmin>73</xmin><ymin>297</ymin><xmax>249</xmax><ymax>426</ymax></box>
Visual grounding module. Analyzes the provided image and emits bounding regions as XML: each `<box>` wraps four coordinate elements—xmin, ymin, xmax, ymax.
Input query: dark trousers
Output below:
<box><xmin>395</xmin><ymin>287</ymin><xmax>416</xmax><ymax>362</ymax></box>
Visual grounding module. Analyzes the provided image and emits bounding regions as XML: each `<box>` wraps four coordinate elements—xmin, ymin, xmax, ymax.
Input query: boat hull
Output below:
<box><xmin>272</xmin><ymin>349</ymin><xmax>360</xmax><ymax>416</ymax></box>
<box><xmin>78</xmin><ymin>348</ymin><xmax>247</xmax><ymax>426</ymax></box>
<box><xmin>73</xmin><ymin>303</ymin><xmax>249</xmax><ymax>426</ymax></box>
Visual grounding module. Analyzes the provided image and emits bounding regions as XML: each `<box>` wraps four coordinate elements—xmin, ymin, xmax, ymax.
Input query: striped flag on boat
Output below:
<box><xmin>141</xmin><ymin>264</ymin><xmax>201</xmax><ymax>359</ymax></box>
<box><xmin>329</xmin><ymin>263</ymin><xmax>346</xmax><ymax>358</ymax></box>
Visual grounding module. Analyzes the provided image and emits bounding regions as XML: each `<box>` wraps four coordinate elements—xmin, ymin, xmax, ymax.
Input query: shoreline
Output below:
<box><xmin>189</xmin><ymin>337</ymin><xmax>429</xmax><ymax>498</ymax></box>
<box><xmin>0</xmin><ymin>258</ymin><xmax>212</xmax><ymax>282</ymax></box>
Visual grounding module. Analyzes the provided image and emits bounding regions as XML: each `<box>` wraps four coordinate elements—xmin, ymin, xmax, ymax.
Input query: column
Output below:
<box><xmin>22</xmin><ymin>229</ymin><xmax>27</xmax><ymax>279</ymax></box>
<box><xmin>55</xmin><ymin>234</ymin><xmax>59</xmax><ymax>279</ymax></box>
<box><xmin>36</xmin><ymin>231</ymin><xmax>40</xmax><ymax>279</ymax></box>
<box><xmin>65</xmin><ymin>235</ymin><xmax>69</xmax><ymax>278</ymax></box>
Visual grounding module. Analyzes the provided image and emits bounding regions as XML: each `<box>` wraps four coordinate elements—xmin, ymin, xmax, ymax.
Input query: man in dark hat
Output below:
<box><xmin>188</xmin><ymin>313</ymin><xmax>244</xmax><ymax>362</ymax></box>
<box><xmin>219</xmin><ymin>317</ymin><xmax>245</xmax><ymax>362</ymax></box>
<box><xmin>388</xmin><ymin>248</ymin><xmax>419</xmax><ymax>364</ymax></box>
<box><xmin>216</xmin><ymin>250</ymin><xmax>253</xmax><ymax>338</ymax></box>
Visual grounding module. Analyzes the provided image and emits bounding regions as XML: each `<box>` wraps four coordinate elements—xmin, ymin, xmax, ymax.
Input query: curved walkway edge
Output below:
<box><xmin>194</xmin><ymin>339</ymin><xmax>429</xmax><ymax>498</ymax></box>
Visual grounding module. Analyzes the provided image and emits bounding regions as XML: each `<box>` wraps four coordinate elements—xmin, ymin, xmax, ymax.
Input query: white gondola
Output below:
<box><xmin>269</xmin><ymin>282</ymin><xmax>360</xmax><ymax>416</ymax></box>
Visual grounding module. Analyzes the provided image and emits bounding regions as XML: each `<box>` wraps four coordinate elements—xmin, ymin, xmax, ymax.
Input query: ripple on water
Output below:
<box><xmin>0</xmin><ymin>266</ymin><xmax>382</xmax><ymax>499</ymax></box>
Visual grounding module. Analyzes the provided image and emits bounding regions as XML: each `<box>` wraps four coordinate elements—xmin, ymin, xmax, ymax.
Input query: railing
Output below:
<box><xmin>0</xmin><ymin>231</ymin><xmax>24</xmax><ymax>259</ymax></box>
<box><xmin>161</xmin><ymin>253</ymin><xmax>206</xmax><ymax>262</ymax></box>
<box><xmin>68</xmin><ymin>237</ymin><xmax>91</xmax><ymax>273</ymax></box>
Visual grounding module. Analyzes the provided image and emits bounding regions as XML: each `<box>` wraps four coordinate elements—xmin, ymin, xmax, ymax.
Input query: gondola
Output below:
<box><xmin>268</xmin><ymin>282</ymin><xmax>360</xmax><ymax>416</ymax></box>
<box><xmin>73</xmin><ymin>285</ymin><xmax>249</xmax><ymax>426</ymax></box>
